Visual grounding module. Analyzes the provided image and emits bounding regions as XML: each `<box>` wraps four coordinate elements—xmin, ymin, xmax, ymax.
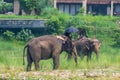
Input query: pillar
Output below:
<box><xmin>111</xmin><ymin>0</ymin><xmax>114</xmax><ymax>16</ymax></box>
<box><xmin>82</xmin><ymin>0</ymin><xmax>87</xmax><ymax>15</ymax></box>
<box><xmin>14</xmin><ymin>0</ymin><xmax>20</xmax><ymax>15</ymax></box>
<box><xmin>54</xmin><ymin>0</ymin><xmax>57</xmax><ymax>8</ymax></box>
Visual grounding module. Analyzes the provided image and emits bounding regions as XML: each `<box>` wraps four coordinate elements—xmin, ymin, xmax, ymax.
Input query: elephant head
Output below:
<box><xmin>56</xmin><ymin>35</ymin><xmax>78</xmax><ymax>64</ymax></box>
<box><xmin>67</xmin><ymin>37</ymin><xmax>101</xmax><ymax>62</ymax></box>
<box><xmin>90</xmin><ymin>38</ymin><xmax>101</xmax><ymax>59</ymax></box>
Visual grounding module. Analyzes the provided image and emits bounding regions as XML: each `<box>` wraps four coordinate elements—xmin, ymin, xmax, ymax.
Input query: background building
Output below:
<box><xmin>4</xmin><ymin>0</ymin><xmax>120</xmax><ymax>16</ymax></box>
<box><xmin>56</xmin><ymin>0</ymin><xmax>120</xmax><ymax>16</ymax></box>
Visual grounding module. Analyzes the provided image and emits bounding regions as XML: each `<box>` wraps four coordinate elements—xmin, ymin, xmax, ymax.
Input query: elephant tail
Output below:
<box><xmin>23</xmin><ymin>45</ymin><xmax>28</xmax><ymax>65</ymax></box>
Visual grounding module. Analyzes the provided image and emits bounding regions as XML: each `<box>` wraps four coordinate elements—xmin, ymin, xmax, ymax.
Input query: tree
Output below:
<box><xmin>0</xmin><ymin>0</ymin><xmax>13</xmax><ymax>14</ymax></box>
<box><xmin>20</xmin><ymin>0</ymin><xmax>54</xmax><ymax>15</ymax></box>
<box><xmin>30</xmin><ymin>0</ymin><xmax>54</xmax><ymax>15</ymax></box>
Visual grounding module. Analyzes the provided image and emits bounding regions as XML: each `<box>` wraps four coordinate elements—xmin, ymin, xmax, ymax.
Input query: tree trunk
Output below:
<box><xmin>30</xmin><ymin>9</ymin><xmax>35</xmax><ymax>15</ymax></box>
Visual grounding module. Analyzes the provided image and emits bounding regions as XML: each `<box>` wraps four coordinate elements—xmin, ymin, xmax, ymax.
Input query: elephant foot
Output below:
<box><xmin>26</xmin><ymin>67</ymin><xmax>31</xmax><ymax>72</ymax></box>
<box><xmin>53</xmin><ymin>66</ymin><xmax>58</xmax><ymax>70</ymax></box>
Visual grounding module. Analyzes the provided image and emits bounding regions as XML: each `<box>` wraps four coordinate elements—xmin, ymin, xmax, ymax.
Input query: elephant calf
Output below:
<box><xmin>23</xmin><ymin>35</ymin><xmax>78</xmax><ymax>71</ymax></box>
<box><xmin>68</xmin><ymin>37</ymin><xmax>101</xmax><ymax>62</ymax></box>
<box><xmin>75</xmin><ymin>38</ymin><xmax>101</xmax><ymax>61</ymax></box>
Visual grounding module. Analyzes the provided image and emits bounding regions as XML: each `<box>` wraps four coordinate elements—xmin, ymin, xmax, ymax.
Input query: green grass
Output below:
<box><xmin>0</xmin><ymin>15</ymin><xmax>120</xmax><ymax>79</ymax></box>
<box><xmin>0</xmin><ymin>14</ymin><xmax>43</xmax><ymax>19</ymax></box>
<box><xmin>0</xmin><ymin>38</ymin><xmax>120</xmax><ymax>79</ymax></box>
<box><xmin>0</xmin><ymin>39</ymin><xmax>120</xmax><ymax>70</ymax></box>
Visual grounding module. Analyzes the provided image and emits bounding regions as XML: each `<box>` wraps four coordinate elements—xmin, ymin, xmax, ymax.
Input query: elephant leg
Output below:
<box><xmin>26</xmin><ymin>53</ymin><xmax>33</xmax><ymax>71</ymax></box>
<box><xmin>33</xmin><ymin>53</ymin><xmax>40</xmax><ymax>71</ymax></box>
<box><xmin>80</xmin><ymin>54</ymin><xmax>84</xmax><ymax>60</ymax></box>
<box><xmin>34</xmin><ymin>60</ymin><xmax>40</xmax><ymax>71</ymax></box>
<box><xmin>95</xmin><ymin>52</ymin><xmax>99</xmax><ymax>60</ymax></box>
<box><xmin>72</xmin><ymin>46</ymin><xmax>78</xmax><ymax>65</ymax></box>
<box><xmin>87</xmin><ymin>53</ymin><xmax>91</xmax><ymax>62</ymax></box>
<box><xmin>67</xmin><ymin>53</ymin><xmax>72</xmax><ymax>60</ymax></box>
<box><xmin>53</xmin><ymin>55</ymin><xmax>59</xmax><ymax>70</ymax></box>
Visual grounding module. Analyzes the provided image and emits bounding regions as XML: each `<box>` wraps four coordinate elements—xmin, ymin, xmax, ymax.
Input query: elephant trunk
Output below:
<box><xmin>94</xmin><ymin>48</ymin><xmax>99</xmax><ymax>60</ymax></box>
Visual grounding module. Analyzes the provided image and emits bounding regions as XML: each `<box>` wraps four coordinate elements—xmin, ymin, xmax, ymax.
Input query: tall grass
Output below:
<box><xmin>0</xmin><ymin>40</ymin><xmax>23</xmax><ymax>67</ymax></box>
<box><xmin>0</xmin><ymin>15</ymin><xmax>120</xmax><ymax>71</ymax></box>
<box><xmin>0</xmin><ymin>14</ymin><xmax>42</xmax><ymax>19</ymax></box>
<box><xmin>0</xmin><ymin>39</ymin><xmax>120</xmax><ymax>71</ymax></box>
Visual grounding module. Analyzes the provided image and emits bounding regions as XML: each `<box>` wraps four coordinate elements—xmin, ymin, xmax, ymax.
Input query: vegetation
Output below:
<box><xmin>0</xmin><ymin>4</ymin><xmax>120</xmax><ymax>78</ymax></box>
<box><xmin>0</xmin><ymin>30</ymin><xmax>120</xmax><ymax>79</ymax></box>
<box><xmin>20</xmin><ymin>0</ymin><xmax>54</xmax><ymax>15</ymax></box>
<box><xmin>16</xmin><ymin>29</ymin><xmax>34</xmax><ymax>41</ymax></box>
<box><xmin>0</xmin><ymin>0</ymin><xmax>13</xmax><ymax>14</ymax></box>
<box><xmin>0</xmin><ymin>0</ymin><xmax>120</xmax><ymax>79</ymax></box>
<box><xmin>0</xmin><ymin>14</ymin><xmax>120</xmax><ymax>79</ymax></box>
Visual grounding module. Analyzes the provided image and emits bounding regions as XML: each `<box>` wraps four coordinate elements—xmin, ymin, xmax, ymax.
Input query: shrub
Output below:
<box><xmin>16</xmin><ymin>29</ymin><xmax>34</xmax><ymax>41</ymax></box>
<box><xmin>46</xmin><ymin>13</ymin><xmax>74</xmax><ymax>35</ymax></box>
<box><xmin>46</xmin><ymin>16</ymin><xmax>62</xmax><ymax>34</ymax></box>
<box><xmin>77</xmin><ymin>7</ymin><xmax>85</xmax><ymax>15</ymax></box>
<box><xmin>41</xmin><ymin>7</ymin><xmax>59</xmax><ymax>17</ymax></box>
<box><xmin>3</xmin><ymin>30</ymin><xmax>15</xmax><ymax>40</ymax></box>
<box><xmin>20</xmin><ymin>0</ymin><xmax>54</xmax><ymax>15</ymax></box>
<box><xmin>0</xmin><ymin>0</ymin><xmax>13</xmax><ymax>14</ymax></box>
<box><xmin>112</xmin><ymin>29</ymin><xmax>120</xmax><ymax>47</ymax></box>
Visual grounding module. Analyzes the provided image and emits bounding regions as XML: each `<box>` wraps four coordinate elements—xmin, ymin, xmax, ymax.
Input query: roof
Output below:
<box><xmin>57</xmin><ymin>0</ymin><xmax>83</xmax><ymax>3</ymax></box>
<box><xmin>87</xmin><ymin>0</ymin><xmax>111</xmax><ymax>4</ymax></box>
<box><xmin>113</xmin><ymin>0</ymin><xmax>120</xmax><ymax>3</ymax></box>
<box><xmin>57</xmin><ymin>0</ymin><xmax>120</xmax><ymax>4</ymax></box>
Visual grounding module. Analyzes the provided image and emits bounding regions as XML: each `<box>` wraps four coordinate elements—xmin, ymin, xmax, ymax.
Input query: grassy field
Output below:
<box><xmin>0</xmin><ymin>36</ymin><xmax>120</xmax><ymax>79</ymax></box>
<box><xmin>0</xmin><ymin>15</ymin><xmax>120</xmax><ymax>79</ymax></box>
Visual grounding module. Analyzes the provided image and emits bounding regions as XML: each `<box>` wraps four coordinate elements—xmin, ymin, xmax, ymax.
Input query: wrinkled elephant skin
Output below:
<box><xmin>23</xmin><ymin>35</ymin><xmax>78</xmax><ymax>71</ymax></box>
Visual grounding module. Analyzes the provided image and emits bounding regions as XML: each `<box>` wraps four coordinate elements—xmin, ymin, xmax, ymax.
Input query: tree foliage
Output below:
<box><xmin>20</xmin><ymin>0</ymin><xmax>54</xmax><ymax>15</ymax></box>
<box><xmin>25</xmin><ymin>0</ymin><xmax>38</xmax><ymax>10</ymax></box>
<box><xmin>0</xmin><ymin>0</ymin><xmax>13</xmax><ymax>13</ymax></box>
<box><xmin>112</xmin><ymin>29</ymin><xmax>120</xmax><ymax>47</ymax></box>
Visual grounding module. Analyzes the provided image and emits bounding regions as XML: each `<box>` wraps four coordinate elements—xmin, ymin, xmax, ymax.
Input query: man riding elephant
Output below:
<box><xmin>23</xmin><ymin>35</ymin><xmax>78</xmax><ymax>71</ymax></box>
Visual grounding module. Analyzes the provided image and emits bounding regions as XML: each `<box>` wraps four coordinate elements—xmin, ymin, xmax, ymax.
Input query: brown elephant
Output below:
<box><xmin>23</xmin><ymin>35</ymin><xmax>78</xmax><ymax>71</ymax></box>
<box><xmin>68</xmin><ymin>37</ymin><xmax>101</xmax><ymax>62</ymax></box>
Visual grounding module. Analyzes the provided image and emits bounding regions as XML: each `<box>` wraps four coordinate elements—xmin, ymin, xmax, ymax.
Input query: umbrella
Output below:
<box><xmin>65</xmin><ymin>27</ymin><xmax>79</xmax><ymax>33</ymax></box>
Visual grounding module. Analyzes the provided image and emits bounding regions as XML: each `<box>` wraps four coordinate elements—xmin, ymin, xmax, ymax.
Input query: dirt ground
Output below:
<box><xmin>0</xmin><ymin>68</ymin><xmax>120</xmax><ymax>80</ymax></box>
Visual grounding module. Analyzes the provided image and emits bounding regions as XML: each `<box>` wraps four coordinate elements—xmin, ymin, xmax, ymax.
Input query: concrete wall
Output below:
<box><xmin>0</xmin><ymin>19</ymin><xmax>46</xmax><ymax>28</ymax></box>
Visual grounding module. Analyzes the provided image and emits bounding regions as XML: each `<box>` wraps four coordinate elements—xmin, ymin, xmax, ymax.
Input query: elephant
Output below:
<box><xmin>68</xmin><ymin>37</ymin><xmax>101</xmax><ymax>62</ymax></box>
<box><xmin>23</xmin><ymin>35</ymin><xmax>78</xmax><ymax>71</ymax></box>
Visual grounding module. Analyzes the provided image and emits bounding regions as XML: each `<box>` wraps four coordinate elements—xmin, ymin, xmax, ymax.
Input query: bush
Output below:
<box><xmin>112</xmin><ymin>29</ymin><xmax>120</xmax><ymax>47</ymax></box>
<box><xmin>16</xmin><ymin>29</ymin><xmax>34</xmax><ymax>41</ymax></box>
<box><xmin>77</xmin><ymin>7</ymin><xmax>85</xmax><ymax>15</ymax></box>
<box><xmin>46</xmin><ymin>13</ymin><xmax>73</xmax><ymax>35</ymax></box>
<box><xmin>41</xmin><ymin>7</ymin><xmax>59</xmax><ymax>17</ymax></box>
<box><xmin>0</xmin><ymin>0</ymin><xmax>13</xmax><ymax>14</ymax></box>
<box><xmin>20</xmin><ymin>0</ymin><xmax>54</xmax><ymax>15</ymax></box>
<box><xmin>3</xmin><ymin>30</ymin><xmax>15</xmax><ymax>40</ymax></box>
<box><xmin>46</xmin><ymin>16</ymin><xmax>62</xmax><ymax>35</ymax></box>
